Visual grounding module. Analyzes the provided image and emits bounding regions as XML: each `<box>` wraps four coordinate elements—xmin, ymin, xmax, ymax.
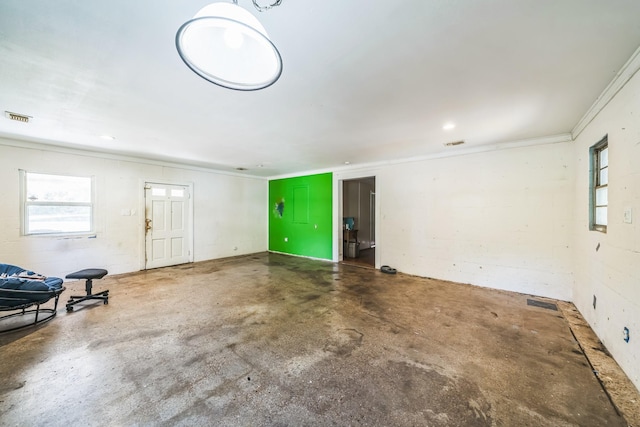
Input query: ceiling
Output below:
<box><xmin>1</xmin><ymin>1</ymin><xmax>640</xmax><ymax>177</ymax></box>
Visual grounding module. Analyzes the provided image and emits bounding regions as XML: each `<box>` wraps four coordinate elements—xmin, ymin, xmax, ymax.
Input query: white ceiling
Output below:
<box><xmin>1</xmin><ymin>1</ymin><xmax>640</xmax><ymax>177</ymax></box>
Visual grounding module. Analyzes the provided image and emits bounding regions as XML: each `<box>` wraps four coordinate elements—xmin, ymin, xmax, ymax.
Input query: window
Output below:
<box><xmin>590</xmin><ymin>136</ymin><xmax>608</xmax><ymax>232</ymax></box>
<box><xmin>21</xmin><ymin>171</ymin><xmax>94</xmax><ymax>235</ymax></box>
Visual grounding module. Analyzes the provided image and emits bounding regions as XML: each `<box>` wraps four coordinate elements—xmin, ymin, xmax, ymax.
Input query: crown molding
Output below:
<box><xmin>268</xmin><ymin>133</ymin><xmax>573</xmax><ymax>180</ymax></box>
<box><xmin>0</xmin><ymin>136</ymin><xmax>268</xmax><ymax>181</ymax></box>
<box><xmin>572</xmin><ymin>45</ymin><xmax>640</xmax><ymax>139</ymax></box>
<box><xmin>2</xmin><ymin>131</ymin><xmax>572</xmax><ymax>183</ymax></box>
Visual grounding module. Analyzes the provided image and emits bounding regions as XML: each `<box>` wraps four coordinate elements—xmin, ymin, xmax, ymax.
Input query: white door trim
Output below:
<box><xmin>333</xmin><ymin>169</ymin><xmax>380</xmax><ymax>269</ymax></box>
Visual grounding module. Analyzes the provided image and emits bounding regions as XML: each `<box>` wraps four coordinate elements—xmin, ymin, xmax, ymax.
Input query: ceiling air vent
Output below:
<box><xmin>444</xmin><ymin>140</ymin><xmax>465</xmax><ymax>147</ymax></box>
<box><xmin>5</xmin><ymin>111</ymin><xmax>31</xmax><ymax>123</ymax></box>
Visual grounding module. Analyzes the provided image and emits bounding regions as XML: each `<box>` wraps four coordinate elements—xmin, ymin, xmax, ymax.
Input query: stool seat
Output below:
<box><xmin>65</xmin><ymin>268</ymin><xmax>109</xmax><ymax>312</ymax></box>
<box><xmin>66</xmin><ymin>269</ymin><xmax>108</xmax><ymax>280</ymax></box>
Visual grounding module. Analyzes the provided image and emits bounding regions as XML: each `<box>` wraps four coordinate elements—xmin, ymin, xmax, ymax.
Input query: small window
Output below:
<box><xmin>590</xmin><ymin>136</ymin><xmax>608</xmax><ymax>232</ymax></box>
<box><xmin>21</xmin><ymin>171</ymin><xmax>94</xmax><ymax>235</ymax></box>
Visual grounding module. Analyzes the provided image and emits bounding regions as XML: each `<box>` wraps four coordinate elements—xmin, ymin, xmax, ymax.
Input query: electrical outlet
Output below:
<box><xmin>623</xmin><ymin>207</ymin><xmax>632</xmax><ymax>224</ymax></box>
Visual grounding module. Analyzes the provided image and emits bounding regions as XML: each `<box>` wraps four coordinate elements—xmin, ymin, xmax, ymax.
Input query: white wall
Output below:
<box><xmin>0</xmin><ymin>140</ymin><xmax>268</xmax><ymax>279</ymax></box>
<box><xmin>572</xmin><ymin>70</ymin><xmax>640</xmax><ymax>389</ymax></box>
<box><xmin>375</xmin><ymin>142</ymin><xmax>575</xmax><ymax>301</ymax></box>
<box><xmin>344</xmin><ymin>180</ymin><xmax>361</xmax><ymax>226</ymax></box>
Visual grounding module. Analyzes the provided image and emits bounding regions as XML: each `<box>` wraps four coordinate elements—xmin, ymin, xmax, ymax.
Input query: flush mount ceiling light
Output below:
<box><xmin>176</xmin><ymin>0</ymin><xmax>283</xmax><ymax>91</ymax></box>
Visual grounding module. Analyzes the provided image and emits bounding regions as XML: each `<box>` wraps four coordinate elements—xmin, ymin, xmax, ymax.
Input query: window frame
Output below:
<box><xmin>20</xmin><ymin>170</ymin><xmax>96</xmax><ymax>236</ymax></box>
<box><xmin>589</xmin><ymin>136</ymin><xmax>608</xmax><ymax>233</ymax></box>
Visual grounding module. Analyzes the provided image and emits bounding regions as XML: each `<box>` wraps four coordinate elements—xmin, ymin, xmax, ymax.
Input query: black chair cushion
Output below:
<box><xmin>66</xmin><ymin>269</ymin><xmax>108</xmax><ymax>280</ymax></box>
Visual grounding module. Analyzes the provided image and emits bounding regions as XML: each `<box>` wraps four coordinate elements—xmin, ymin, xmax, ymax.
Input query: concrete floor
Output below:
<box><xmin>341</xmin><ymin>248</ymin><xmax>375</xmax><ymax>269</ymax></box>
<box><xmin>0</xmin><ymin>253</ymin><xmax>628</xmax><ymax>426</ymax></box>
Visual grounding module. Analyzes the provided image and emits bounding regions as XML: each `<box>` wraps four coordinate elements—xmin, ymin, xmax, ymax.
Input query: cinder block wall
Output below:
<box><xmin>0</xmin><ymin>140</ymin><xmax>268</xmax><ymax>278</ymax></box>
<box><xmin>572</xmin><ymin>69</ymin><xmax>640</xmax><ymax>390</ymax></box>
<box><xmin>374</xmin><ymin>142</ymin><xmax>575</xmax><ymax>301</ymax></box>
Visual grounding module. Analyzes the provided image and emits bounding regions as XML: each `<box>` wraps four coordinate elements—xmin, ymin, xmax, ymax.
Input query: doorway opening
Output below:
<box><xmin>341</xmin><ymin>176</ymin><xmax>376</xmax><ymax>268</ymax></box>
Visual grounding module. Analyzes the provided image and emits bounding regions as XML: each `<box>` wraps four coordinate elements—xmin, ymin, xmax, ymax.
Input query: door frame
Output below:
<box><xmin>333</xmin><ymin>169</ymin><xmax>380</xmax><ymax>268</ymax></box>
<box><xmin>139</xmin><ymin>179</ymin><xmax>195</xmax><ymax>270</ymax></box>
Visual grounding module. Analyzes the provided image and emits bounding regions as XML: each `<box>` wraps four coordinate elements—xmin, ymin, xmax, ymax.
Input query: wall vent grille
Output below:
<box><xmin>5</xmin><ymin>111</ymin><xmax>31</xmax><ymax>123</ymax></box>
<box><xmin>444</xmin><ymin>140</ymin><xmax>465</xmax><ymax>146</ymax></box>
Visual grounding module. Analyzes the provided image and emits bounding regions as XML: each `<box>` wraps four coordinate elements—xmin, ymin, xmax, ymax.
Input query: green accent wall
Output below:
<box><xmin>269</xmin><ymin>173</ymin><xmax>333</xmax><ymax>260</ymax></box>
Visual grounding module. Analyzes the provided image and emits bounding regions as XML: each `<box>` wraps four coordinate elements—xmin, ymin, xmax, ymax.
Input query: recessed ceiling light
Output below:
<box><xmin>344</xmin><ymin>161</ymin><xmax>351</xmax><ymax>165</ymax></box>
<box><xmin>443</xmin><ymin>122</ymin><xmax>456</xmax><ymax>131</ymax></box>
<box><xmin>100</xmin><ymin>135</ymin><xmax>115</xmax><ymax>140</ymax></box>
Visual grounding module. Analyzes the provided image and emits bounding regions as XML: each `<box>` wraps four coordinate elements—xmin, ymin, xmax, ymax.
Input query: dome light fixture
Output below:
<box><xmin>176</xmin><ymin>0</ymin><xmax>283</xmax><ymax>91</ymax></box>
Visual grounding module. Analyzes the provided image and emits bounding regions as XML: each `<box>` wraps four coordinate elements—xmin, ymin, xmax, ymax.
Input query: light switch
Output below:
<box><xmin>623</xmin><ymin>207</ymin><xmax>632</xmax><ymax>224</ymax></box>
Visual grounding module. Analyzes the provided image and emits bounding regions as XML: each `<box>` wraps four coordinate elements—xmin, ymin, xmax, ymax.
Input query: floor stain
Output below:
<box><xmin>0</xmin><ymin>253</ymin><xmax>630</xmax><ymax>426</ymax></box>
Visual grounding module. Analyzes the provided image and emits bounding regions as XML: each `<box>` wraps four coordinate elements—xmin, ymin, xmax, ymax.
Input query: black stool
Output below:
<box><xmin>65</xmin><ymin>269</ymin><xmax>109</xmax><ymax>312</ymax></box>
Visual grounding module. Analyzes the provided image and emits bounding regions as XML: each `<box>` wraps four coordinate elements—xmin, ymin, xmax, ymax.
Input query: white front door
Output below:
<box><xmin>144</xmin><ymin>183</ymin><xmax>191</xmax><ymax>269</ymax></box>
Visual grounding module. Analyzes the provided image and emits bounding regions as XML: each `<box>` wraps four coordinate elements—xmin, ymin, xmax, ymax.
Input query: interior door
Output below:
<box><xmin>144</xmin><ymin>183</ymin><xmax>191</xmax><ymax>269</ymax></box>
